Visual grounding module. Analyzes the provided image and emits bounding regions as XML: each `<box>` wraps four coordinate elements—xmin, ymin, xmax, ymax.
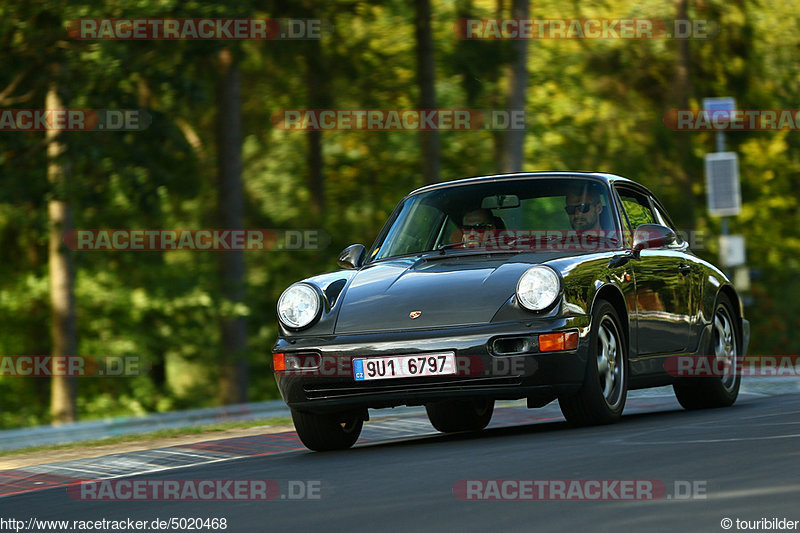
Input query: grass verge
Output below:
<box><xmin>0</xmin><ymin>417</ymin><xmax>292</xmax><ymax>458</ymax></box>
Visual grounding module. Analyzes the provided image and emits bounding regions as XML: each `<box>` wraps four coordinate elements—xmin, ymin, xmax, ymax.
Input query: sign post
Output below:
<box><xmin>703</xmin><ymin>97</ymin><xmax>745</xmax><ymax>293</ymax></box>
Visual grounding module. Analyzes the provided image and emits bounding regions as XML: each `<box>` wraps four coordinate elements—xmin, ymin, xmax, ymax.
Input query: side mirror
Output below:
<box><xmin>632</xmin><ymin>224</ymin><xmax>677</xmax><ymax>254</ymax></box>
<box><xmin>337</xmin><ymin>244</ymin><xmax>366</xmax><ymax>269</ymax></box>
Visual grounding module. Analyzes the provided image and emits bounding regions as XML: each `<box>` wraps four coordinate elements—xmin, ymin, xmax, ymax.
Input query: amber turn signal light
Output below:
<box><xmin>272</xmin><ymin>352</ymin><xmax>285</xmax><ymax>372</ymax></box>
<box><xmin>538</xmin><ymin>331</ymin><xmax>578</xmax><ymax>352</ymax></box>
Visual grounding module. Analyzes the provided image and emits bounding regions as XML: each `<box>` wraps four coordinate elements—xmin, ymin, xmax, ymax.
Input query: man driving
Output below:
<box><xmin>565</xmin><ymin>186</ymin><xmax>603</xmax><ymax>231</ymax></box>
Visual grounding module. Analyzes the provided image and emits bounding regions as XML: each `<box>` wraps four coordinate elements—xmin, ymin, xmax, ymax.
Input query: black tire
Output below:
<box><xmin>291</xmin><ymin>409</ymin><xmax>363</xmax><ymax>451</ymax></box>
<box><xmin>673</xmin><ymin>293</ymin><xmax>741</xmax><ymax>410</ymax></box>
<box><xmin>558</xmin><ymin>299</ymin><xmax>628</xmax><ymax>425</ymax></box>
<box><xmin>425</xmin><ymin>398</ymin><xmax>495</xmax><ymax>433</ymax></box>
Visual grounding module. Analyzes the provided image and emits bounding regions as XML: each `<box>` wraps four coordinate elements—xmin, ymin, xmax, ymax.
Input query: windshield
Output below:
<box><xmin>369</xmin><ymin>177</ymin><xmax>619</xmax><ymax>261</ymax></box>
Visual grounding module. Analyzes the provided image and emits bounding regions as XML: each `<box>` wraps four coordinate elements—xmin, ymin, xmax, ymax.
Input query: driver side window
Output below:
<box><xmin>616</xmin><ymin>188</ymin><xmax>656</xmax><ymax>230</ymax></box>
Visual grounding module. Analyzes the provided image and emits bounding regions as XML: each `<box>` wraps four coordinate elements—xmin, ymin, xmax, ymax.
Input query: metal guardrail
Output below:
<box><xmin>0</xmin><ymin>400</ymin><xmax>291</xmax><ymax>451</ymax></box>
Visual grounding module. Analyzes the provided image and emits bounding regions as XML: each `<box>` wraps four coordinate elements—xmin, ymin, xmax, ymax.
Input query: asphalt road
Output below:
<box><xmin>2</xmin><ymin>390</ymin><xmax>799</xmax><ymax>533</ymax></box>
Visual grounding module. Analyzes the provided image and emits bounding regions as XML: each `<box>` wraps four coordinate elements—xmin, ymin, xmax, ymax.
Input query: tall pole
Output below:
<box><xmin>717</xmin><ymin>131</ymin><xmax>729</xmax><ymax>238</ymax></box>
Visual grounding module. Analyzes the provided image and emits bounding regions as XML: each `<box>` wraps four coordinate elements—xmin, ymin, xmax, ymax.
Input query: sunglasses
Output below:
<box><xmin>462</xmin><ymin>223</ymin><xmax>495</xmax><ymax>230</ymax></box>
<box><xmin>564</xmin><ymin>202</ymin><xmax>595</xmax><ymax>215</ymax></box>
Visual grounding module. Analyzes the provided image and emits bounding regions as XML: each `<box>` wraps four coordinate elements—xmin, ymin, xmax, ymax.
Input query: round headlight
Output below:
<box><xmin>277</xmin><ymin>284</ymin><xmax>321</xmax><ymax>329</ymax></box>
<box><xmin>516</xmin><ymin>266</ymin><xmax>561</xmax><ymax>311</ymax></box>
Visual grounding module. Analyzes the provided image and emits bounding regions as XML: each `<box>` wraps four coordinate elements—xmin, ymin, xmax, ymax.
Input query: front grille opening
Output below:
<box><xmin>491</xmin><ymin>336</ymin><xmax>537</xmax><ymax>356</ymax></box>
<box><xmin>303</xmin><ymin>376</ymin><xmax>523</xmax><ymax>400</ymax></box>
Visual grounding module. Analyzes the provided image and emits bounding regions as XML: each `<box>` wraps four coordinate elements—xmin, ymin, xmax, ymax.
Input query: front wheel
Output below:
<box><xmin>558</xmin><ymin>299</ymin><xmax>628</xmax><ymax>425</ymax></box>
<box><xmin>425</xmin><ymin>398</ymin><xmax>494</xmax><ymax>433</ymax></box>
<box><xmin>291</xmin><ymin>409</ymin><xmax>363</xmax><ymax>451</ymax></box>
<box><xmin>673</xmin><ymin>293</ymin><xmax>741</xmax><ymax>410</ymax></box>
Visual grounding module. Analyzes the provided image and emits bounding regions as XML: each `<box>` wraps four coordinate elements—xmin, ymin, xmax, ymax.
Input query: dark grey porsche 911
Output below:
<box><xmin>272</xmin><ymin>172</ymin><xmax>750</xmax><ymax>451</ymax></box>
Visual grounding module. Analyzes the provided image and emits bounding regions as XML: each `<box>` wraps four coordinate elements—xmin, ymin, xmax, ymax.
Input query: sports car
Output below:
<box><xmin>272</xmin><ymin>172</ymin><xmax>750</xmax><ymax>451</ymax></box>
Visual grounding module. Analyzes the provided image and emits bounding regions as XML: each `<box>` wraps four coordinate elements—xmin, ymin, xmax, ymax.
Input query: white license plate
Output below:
<box><xmin>353</xmin><ymin>352</ymin><xmax>456</xmax><ymax>381</ymax></box>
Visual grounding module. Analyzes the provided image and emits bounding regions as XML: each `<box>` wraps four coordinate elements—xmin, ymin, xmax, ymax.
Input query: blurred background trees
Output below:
<box><xmin>0</xmin><ymin>0</ymin><xmax>798</xmax><ymax>428</ymax></box>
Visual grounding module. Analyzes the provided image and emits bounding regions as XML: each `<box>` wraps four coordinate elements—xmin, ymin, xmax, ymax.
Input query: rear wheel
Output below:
<box><xmin>425</xmin><ymin>398</ymin><xmax>495</xmax><ymax>433</ymax></box>
<box><xmin>291</xmin><ymin>409</ymin><xmax>363</xmax><ymax>451</ymax></box>
<box><xmin>559</xmin><ymin>300</ymin><xmax>628</xmax><ymax>425</ymax></box>
<box><xmin>673</xmin><ymin>293</ymin><xmax>741</xmax><ymax>409</ymax></box>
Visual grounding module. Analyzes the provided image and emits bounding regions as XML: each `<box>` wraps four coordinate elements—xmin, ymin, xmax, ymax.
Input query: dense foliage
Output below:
<box><xmin>0</xmin><ymin>0</ymin><xmax>798</xmax><ymax>428</ymax></box>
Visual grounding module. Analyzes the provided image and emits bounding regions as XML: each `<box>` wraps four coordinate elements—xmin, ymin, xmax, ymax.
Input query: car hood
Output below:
<box><xmin>333</xmin><ymin>252</ymin><xmax>566</xmax><ymax>334</ymax></box>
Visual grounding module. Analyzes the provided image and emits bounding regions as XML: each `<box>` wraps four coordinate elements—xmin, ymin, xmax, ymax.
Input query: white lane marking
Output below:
<box><xmin>738</xmin><ymin>411</ymin><xmax>800</xmax><ymax>420</ymax></box>
<box><xmin>607</xmin><ymin>433</ymin><xmax>800</xmax><ymax>445</ymax></box>
<box><xmin>707</xmin><ymin>484</ymin><xmax>800</xmax><ymax>501</ymax></box>
<box><xmin>134</xmin><ymin>448</ymin><xmax>226</xmax><ymax>460</ymax></box>
<box><xmin>602</xmin><ymin>408</ymin><xmax>800</xmax><ymax>445</ymax></box>
<box><xmin>705</xmin><ymin>421</ymin><xmax>800</xmax><ymax>428</ymax></box>
<box><xmin>590</xmin><ymin>484</ymin><xmax>800</xmax><ymax>508</ymax></box>
<box><xmin>7</xmin><ymin>448</ymin><xmax>309</xmax><ymax>497</ymax></box>
<box><xmin>24</xmin><ymin>464</ymin><xmax>119</xmax><ymax>476</ymax></box>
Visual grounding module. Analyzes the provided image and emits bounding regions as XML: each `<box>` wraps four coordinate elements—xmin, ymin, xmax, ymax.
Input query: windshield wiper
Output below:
<box><xmin>435</xmin><ymin>241</ymin><xmax>468</xmax><ymax>254</ymax></box>
<box><xmin>413</xmin><ymin>242</ymin><xmax>524</xmax><ymax>263</ymax></box>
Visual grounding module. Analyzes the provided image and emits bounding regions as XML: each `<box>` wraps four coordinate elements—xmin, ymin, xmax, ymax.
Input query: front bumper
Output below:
<box><xmin>273</xmin><ymin>318</ymin><xmax>590</xmax><ymax>414</ymax></box>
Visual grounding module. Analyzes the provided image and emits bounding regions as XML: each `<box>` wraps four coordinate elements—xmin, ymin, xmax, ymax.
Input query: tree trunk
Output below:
<box><xmin>491</xmin><ymin>0</ymin><xmax>506</xmax><ymax>171</ymax></box>
<box><xmin>216</xmin><ymin>48</ymin><xmax>248</xmax><ymax>405</ymax></box>
<box><xmin>306</xmin><ymin>36</ymin><xmax>326</xmax><ymax>218</ymax></box>
<box><xmin>415</xmin><ymin>0</ymin><xmax>441</xmax><ymax>184</ymax></box>
<box><xmin>46</xmin><ymin>81</ymin><xmax>77</xmax><ymax>424</ymax></box>
<box><xmin>502</xmin><ymin>0</ymin><xmax>529</xmax><ymax>173</ymax></box>
<box><xmin>673</xmin><ymin>0</ymin><xmax>696</xmax><ymax>227</ymax></box>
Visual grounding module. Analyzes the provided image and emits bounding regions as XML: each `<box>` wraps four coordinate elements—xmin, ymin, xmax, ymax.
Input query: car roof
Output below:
<box><xmin>406</xmin><ymin>171</ymin><xmax>640</xmax><ymax>197</ymax></box>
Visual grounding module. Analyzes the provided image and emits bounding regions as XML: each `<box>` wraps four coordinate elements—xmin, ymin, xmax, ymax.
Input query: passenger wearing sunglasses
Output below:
<box><xmin>564</xmin><ymin>188</ymin><xmax>603</xmax><ymax>231</ymax></box>
<box><xmin>456</xmin><ymin>209</ymin><xmax>500</xmax><ymax>247</ymax></box>
<box><xmin>461</xmin><ymin>208</ymin><xmax>496</xmax><ymax>231</ymax></box>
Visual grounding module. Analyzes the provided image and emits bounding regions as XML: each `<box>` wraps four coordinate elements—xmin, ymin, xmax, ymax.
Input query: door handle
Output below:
<box><xmin>678</xmin><ymin>263</ymin><xmax>691</xmax><ymax>275</ymax></box>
